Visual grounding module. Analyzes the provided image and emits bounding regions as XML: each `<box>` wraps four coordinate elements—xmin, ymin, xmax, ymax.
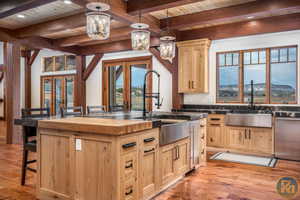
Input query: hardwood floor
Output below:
<box><xmin>0</xmin><ymin>143</ymin><xmax>299</xmax><ymax>200</ymax></box>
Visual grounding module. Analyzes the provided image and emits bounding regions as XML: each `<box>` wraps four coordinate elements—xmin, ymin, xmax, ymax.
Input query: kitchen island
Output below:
<box><xmin>35</xmin><ymin>113</ymin><xmax>207</xmax><ymax>200</ymax></box>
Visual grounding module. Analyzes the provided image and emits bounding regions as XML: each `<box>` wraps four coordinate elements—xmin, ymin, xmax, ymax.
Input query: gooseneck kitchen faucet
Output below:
<box><xmin>143</xmin><ymin>70</ymin><xmax>163</xmax><ymax>119</ymax></box>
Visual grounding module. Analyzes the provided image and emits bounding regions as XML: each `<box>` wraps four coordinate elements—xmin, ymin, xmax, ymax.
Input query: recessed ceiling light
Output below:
<box><xmin>17</xmin><ymin>14</ymin><xmax>25</xmax><ymax>18</ymax></box>
<box><xmin>247</xmin><ymin>16</ymin><xmax>254</xmax><ymax>19</ymax></box>
<box><xmin>64</xmin><ymin>0</ymin><xmax>72</xmax><ymax>4</ymax></box>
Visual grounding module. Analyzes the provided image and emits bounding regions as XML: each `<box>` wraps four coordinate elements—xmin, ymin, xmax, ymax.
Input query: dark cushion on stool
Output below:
<box><xmin>24</xmin><ymin>140</ymin><xmax>37</xmax><ymax>152</ymax></box>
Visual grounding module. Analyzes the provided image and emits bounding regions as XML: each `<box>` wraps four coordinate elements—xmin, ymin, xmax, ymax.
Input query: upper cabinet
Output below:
<box><xmin>177</xmin><ymin>39</ymin><xmax>211</xmax><ymax>93</ymax></box>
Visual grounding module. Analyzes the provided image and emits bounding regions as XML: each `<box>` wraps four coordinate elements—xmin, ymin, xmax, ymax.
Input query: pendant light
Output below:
<box><xmin>86</xmin><ymin>1</ymin><xmax>111</xmax><ymax>40</ymax></box>
<box><xmin>160</xmin><ymin>10</ymin><xmax>176</xmax><ymax>62</ymax></box>
<box><xmin>131</xmin><ymin>11</ymin><xmax>150</xmax><ymax>51</ymax></box>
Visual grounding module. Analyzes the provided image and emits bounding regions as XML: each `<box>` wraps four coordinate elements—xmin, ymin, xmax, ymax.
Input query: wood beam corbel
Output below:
<box><xmin>83</xmin><ymin>53</ymin><xmax>103</xmax><ymax>81</ymax></box>
<box><xmin>149</xmin><ymin>47</ymin><xmax>173</xmax><ymax>74</ymax></box>
<box><xmin>149</xmin><ymin>47</ymin><xmax>183</xmax><ymax>109</ymax></box>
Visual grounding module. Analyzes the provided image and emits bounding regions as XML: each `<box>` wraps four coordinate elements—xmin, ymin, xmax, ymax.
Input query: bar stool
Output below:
<box><xmin>21</xmin><ymin>108</ymin><xmax>50</xmax><ymax>185</ymax></box>
<box><xmin>87</xmin><ymin>105</ymin><xmax>106</xmax><ymax>114</ymax></box>
<box><xmin>60</xmin><ymin>106</ymin><xmax>83</xmax><ymax>118</ymax></box>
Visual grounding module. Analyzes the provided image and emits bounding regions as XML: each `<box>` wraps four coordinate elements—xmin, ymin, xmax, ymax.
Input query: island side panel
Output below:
<box><xmin>37</xmin><ymin>128</ymin><xmax>120</xmax><ymax>200</ymax></box>
<box><xmin>37</xmin><ymin>128</ymin><xmax>75</xmax><ymax>200</ymax></box>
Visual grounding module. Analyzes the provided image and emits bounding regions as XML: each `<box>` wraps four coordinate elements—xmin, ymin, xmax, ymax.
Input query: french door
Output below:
<box><xmin>102</xmin><ymin>56</ymin><xmax>152</xmax><ymax>111</ymax></box>
<box><xmin>41</xmin><ymin>75</ymin><xmax>75</xmax><ymax>115</ymax></box>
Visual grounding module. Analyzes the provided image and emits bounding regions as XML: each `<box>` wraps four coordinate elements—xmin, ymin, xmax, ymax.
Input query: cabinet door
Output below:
<box><xmin>38</xmin><ymin>132</ymin><xmax>74</xmax><ymax>200</ymax></box>
<box><xmin>192</xmin><ymin>46</ymin><xmax>208</xmax><ymax>93</ymax></box>
<box><xmin>159</xmin><ymin>144</ymin><xmax>176</xmax><ymax>187</ymax></box>
<box><xmin>75</xmin><ymin>138</ymin><xmax>115</xmax><ymax>200</ymax></box>
<box><xmin>174</xmin><ymin>138</ymin><xmax>190</xmax><ymax>175</ymax></box>
<box><xmin>226</xmin><ymin>127</ymin><xmax>248</xmax><ymax>150</ymax></box>
<box><xmin>207</xmin><ymin>125</ymin><xmax>224</xmax><ymax>147</ymax></box>
<box><xmin>178</xmin><ymin>47</ymin><xmax>193</xmax><ymax>93</ymax></box>
<box><xmin>139</xmin><ymin>130</ymin><xmax>159</xmax><ymax>200</ymax></box>
<box><xmin>249</xmin><ymin>128</ymin><xmax>273</xmax><ymax>154</ymax></box>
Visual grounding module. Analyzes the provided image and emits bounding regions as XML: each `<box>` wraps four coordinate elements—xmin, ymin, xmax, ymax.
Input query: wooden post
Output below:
<box><xmin>4</xmin><ymin>42</ymin><xmax>21</xmax><ymax>144</ymax></box>
<box><xmin>75</xmin><ymin>55</ymin><xmax>86</xmax><ymax>112</ymax></box>
<box><xmin>172</xmin><ymin>48</ymin><xmax>183</xmax><ymax>109</ymax></box>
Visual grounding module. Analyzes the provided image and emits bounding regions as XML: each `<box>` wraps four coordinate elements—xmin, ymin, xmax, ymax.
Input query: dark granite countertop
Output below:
<box><xmin>15</xmin><ymin>111</ymin><xmax>208</xmax><ymax>128</ymax></box>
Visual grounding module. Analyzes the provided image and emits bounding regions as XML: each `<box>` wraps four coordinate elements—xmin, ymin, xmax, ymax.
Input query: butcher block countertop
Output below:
<box><xmin>38</xmin><ymin>117</ymin><xmax>153</xmax><ymax>136</ymax></box>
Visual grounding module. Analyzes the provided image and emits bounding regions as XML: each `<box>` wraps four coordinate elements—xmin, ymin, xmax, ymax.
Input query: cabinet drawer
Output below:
<box><xmin>208</xmin><ymin>114</ymin><xmax>225</xmax><ymax>125</ymax></box>
<box><xmin>120</xmin><ymin>136</ymin><xmax>138</xmax><ymax>155</ymax></box>
<box><xmin>140</xmin><ymin>129</ymin><xmax>159</xmax><ymax>147</ymax></box>
<box><xmin>121</xmin><ymin>152</ymin><xmax>137</xmax><ymax>181</ymax></box>
<box><xmin>121</xmin><ymin>180</ymin><xmax>138</xmax><ymax>200</ymax></box>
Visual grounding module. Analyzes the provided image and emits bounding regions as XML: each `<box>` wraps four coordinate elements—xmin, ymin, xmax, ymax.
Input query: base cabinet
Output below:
<box><xmin>159</xmin><ymin>138</ymin><xmax>190</xmax><ymax>189</ymax></box>
<box><xmin>226</xmin><ymin>126</ymin><xmax>273</xmax><ymax>155</ymax></box>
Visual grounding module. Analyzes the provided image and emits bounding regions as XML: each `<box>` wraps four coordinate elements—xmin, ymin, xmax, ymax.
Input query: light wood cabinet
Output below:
<box><xmin>226</xmin><ymin>127</ymin><xmax>249</xmax><ymax>150</ymax></box>
<box><xmin>159</xmin><ymin>138</ymin><xmax>190</xmax><ymax>188</ymax></box>
<box><xmin>226</xmin><ymin>126</ymin><xmax>273</xmax><ymax>154</ymax></box>
<box><xmin>174</xmin><ymin>139</ymin><xmax>190</xmax><ymax>175</ymax></box>
<box><xmin>138</xmin><ymin>130</ymin><xmax>159</xmax><ymax>200</ymax></box>
<box><xmin>248</xmin><ymin>128</ymin><xmax>273</xmax><ymax>154</ymax></box>
<box><xmin>199</xmin><ymin>119</ymin><xmax>207</xmax><ymax>164</ymax></box>
<box><xmin>177</xmin><ymin>39</ymin><xmax>211</xmax><ymax>93</ymax></box>
<box><xmin>207</xmin><ymin>125</ymin><xmax>225</xmax><ymax>147</ymax></box>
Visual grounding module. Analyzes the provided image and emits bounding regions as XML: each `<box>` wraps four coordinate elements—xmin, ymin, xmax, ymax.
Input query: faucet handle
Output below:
<box><xmin>155</xmin><ymin>97</ymin><xmax>163</xmax><ymax>109</ymax></box>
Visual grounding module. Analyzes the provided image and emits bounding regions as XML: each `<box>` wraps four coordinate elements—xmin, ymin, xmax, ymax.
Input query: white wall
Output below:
<box><xmin>184</xmin><ymin>30</ymin><xmax>300</xmax><ymax>105</ymax></box>
<box><xmin>29</xmin><ymin>49</ymin><xmax>172</xmax><ymax>111</ymax></box>
<box><xmin>31</xmin><ymin>49</ymin><xmax>76</xmax><ymax>108</ymax></box>
<box><xmin>86</xmin><ymin>50</ymin><xmax>173</xmax><ymax>112</ymax></box>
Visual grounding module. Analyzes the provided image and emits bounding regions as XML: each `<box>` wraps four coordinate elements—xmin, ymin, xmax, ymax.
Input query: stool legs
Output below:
<box><xmin>21</xmin><ymin>150</ymin><xmax>28</xmax><ymax>185</ymax></box>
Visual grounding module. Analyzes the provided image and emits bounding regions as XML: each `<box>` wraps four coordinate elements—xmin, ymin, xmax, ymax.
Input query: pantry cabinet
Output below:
<box><xmin>177</xmin><ymin>39</ymin><xmax>211</xmax><ymax>93</ymax></box>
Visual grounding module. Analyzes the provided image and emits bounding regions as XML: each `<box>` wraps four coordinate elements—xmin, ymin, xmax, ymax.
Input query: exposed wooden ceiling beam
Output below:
<box><xmin>14</xmin><ymin>12</ymin><xmax>86</xmax><ymax>38</ymax></box>
<box><xmin>127</xmin><ymin>0</ymin><xmax>204</xmax><ymax>15</ymax></box>
<box><xmin>0</xmin><ymin>0</ymin><xmax>57</xmax><ymax>19</ymax></box>
<box><xmin>54</xmin><ymin>26</ymin><xmax>132</xmax><ymax>47</ymax></box>
<box><xmin>161</xmin><ymin>0</ymin><xmax>300</xmax><ymax>30</ymax></box>
<box><xmin>79</xmin><ymin>37</ymin><xmax>160</xmax><ymax>55</ymax></box>
<box><xmin>79</xmin><ymin>35</ymin><xmax>131</xmax><ymax>46</ymax></box>
<box><xmin>179</xmin><ymin>13</ymin><xmax>300</xmax><ymax>41</ymax></box>
<box><xmin>14</xmin><ymin>0</ymin><xmax>160</xmax><ymax>38</ymax></box>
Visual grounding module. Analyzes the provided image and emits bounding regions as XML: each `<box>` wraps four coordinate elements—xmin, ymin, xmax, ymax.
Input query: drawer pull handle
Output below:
<box><xmin>125</xmin><ymin>163</ymin><xmax>133</xmax><ymax>169</ymax></box>
<box><xmin>125</xmin><ymin>189</ymin><xmax>133</xmax><ymax>195</ymax></box>
<box><xmin>144</xmin><ymin>148</ymin><xmax>155</xmax><ymax>153</ymax></box>
<box><xmin>210</xmin><ymin>118</ymin><xmax>220</xmax><ymax>121</ymax></box>
<box><xmin>200</xmin><ymin>125</ymin><xmax>205</xmax><ymax>127</ymax></box>
<box><xmin>144</xmin><ymin>137</ymin><xmax>155</xmax><ymax>143</ymax></box>
<box><xmin>201</xmin><ymin>136</ymin><xmax>205</xmax><ymax>139</ymax></box>
<box><xmin>122</xmin><ymin>142</ymin><xmax>136</xmax><ymax>149</ymax></box>
<box><xmin>209</xmin><ymin>124</ymin><xmax>220</xmax><ymax>126</ymax></box>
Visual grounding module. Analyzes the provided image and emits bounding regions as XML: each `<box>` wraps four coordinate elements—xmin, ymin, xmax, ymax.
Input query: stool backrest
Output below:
<box><xmin>109</xmin><ymin>105</ymin><xmax>125</xmax><ymax>112</ymax></box>
<box><xmin>60</xmin><ymin>106</ymin><xmax>83</xmax><ymax>118</ymax></box>
<box><xmin>87</xmin><ymin>105</ymin><xmax>106</xmax><ymax>114</ymax></box>
<box><xmin>21</xmin><ymin>108</ymin><xmax>50</xmax><ymax>119</ymax></box>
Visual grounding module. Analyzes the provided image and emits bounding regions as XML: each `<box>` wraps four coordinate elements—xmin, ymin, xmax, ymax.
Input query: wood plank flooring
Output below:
<box><xmin>0</xmin><ymin>143</ymin><xmax>299</xmax><ymax>200</ymax></box>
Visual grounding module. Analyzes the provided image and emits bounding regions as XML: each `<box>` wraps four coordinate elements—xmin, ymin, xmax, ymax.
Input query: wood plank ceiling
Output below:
<box><xmin>0</xmin><ymin>0</ymin><xmax>300</xmax><ymax>55</ymax></box>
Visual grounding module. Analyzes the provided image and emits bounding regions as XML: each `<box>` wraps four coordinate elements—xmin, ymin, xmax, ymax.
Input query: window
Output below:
<box><xmin>103</xmin><ymin>57</ymin><xmax>152</xmax><ymax>111</ymax></box>
<box><xmin>41</xmin><ymin>75</ymin><xmax>75</xmax><ymax>115</ymax></box>
<box><xmin>43</xmin><ymin>55</ymin><xmax>76</xmax><ymax>72</ymax></box>
<box><xmin>217</xmin><ymin>46</ymin><xmax>297</xmax><ymax>104</ymax></box>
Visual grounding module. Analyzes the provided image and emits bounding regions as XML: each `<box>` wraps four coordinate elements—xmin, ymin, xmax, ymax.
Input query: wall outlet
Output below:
<box><xmin>75</xmin><ymin>139</ymin><xmax>82</xmax><ymax>151</ymax></box>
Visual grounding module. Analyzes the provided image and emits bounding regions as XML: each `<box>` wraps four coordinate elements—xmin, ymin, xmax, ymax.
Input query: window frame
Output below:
<box><xmin>216</xmin><ymin>45</ymin><xmax>298</xmax><ymax>104</ymax></box>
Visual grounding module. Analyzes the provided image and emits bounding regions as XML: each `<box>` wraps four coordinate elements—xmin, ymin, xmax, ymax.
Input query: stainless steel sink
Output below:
<box><xmin>160</xmin><ymin>121</ymin><xmax>190</xmax><ymax>146</ymax></box>
<box><xmin>225</xmin><ymin>113</ymin><xmax>272</xmax><ymax>128</ymax></box>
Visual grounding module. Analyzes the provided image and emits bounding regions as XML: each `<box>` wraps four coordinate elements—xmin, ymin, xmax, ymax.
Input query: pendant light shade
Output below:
<box><xmin>131</xmin><ymin>24</ymin><xmax>150</xmax><ymax>50</ymax></box>
<box><xmin>86</xmin><ymin>2</ymin><xmax>111</xmax><ymax>40</ymax></box>
<box><xmin>131</xmin><ymin>11</ymin><xmax>151</xmax><ymax>51</ymax></box>
<box><xmin>160</xmin><ymin>39</ymin><xmax>176</xmax><ymax>62</ymax></box>
<box><xmin>159</xmin><ymin>10</ymin><xmax>176</xmax><ymax>62</ymax></box>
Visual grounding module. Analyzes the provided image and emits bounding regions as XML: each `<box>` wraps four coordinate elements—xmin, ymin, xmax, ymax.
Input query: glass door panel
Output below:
<box><xmin>43</xmin><ymin>79</ymin><xmax>52</xmax><ymax>110</ymax></box>
<box><xmin>54</xmin><ymin>78</ymin><xmax>64</xmax><ymax>115</ymax></box>
<box><xmin>130</xmin><ymin>64</ymin><xmax>147</xmax><ymax>111</ymax></box>
<box><xmin>108</xmin><ymin>65</ymin><xmax>125</xmax><ymax>110</ymax></box>
<box><xmin>65</xmin><ymin>77</ymin><xmax>74</xmax><ymax>107</ymax></box>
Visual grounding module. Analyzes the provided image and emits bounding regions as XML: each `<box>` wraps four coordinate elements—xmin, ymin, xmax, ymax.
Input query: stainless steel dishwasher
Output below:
<box><xmin>275</xmin><ymin>118</ymin><xmax>300</xmax><ymax>161</ymax></box>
